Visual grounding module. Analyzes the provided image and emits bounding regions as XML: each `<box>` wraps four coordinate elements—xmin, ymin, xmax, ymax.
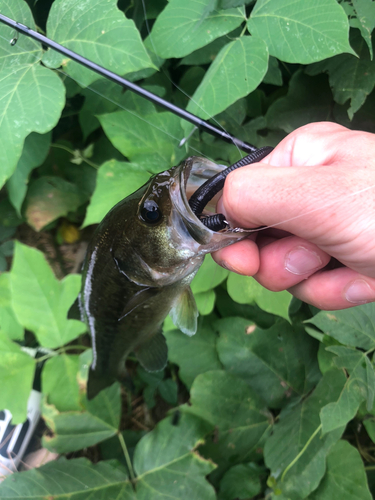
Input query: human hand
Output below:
<box><xmin>213</xmin><ymin>122</ymin><xmax>375</xmax><ymax>310</ymax></box>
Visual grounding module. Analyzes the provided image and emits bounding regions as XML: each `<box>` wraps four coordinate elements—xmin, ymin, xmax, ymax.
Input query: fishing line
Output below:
<box><xmin>139</xmin><ymin>0</ymin><xmax>245</xmax><ymax>160</ymax></box>
<box><xmin>3</xmin><ymin>18</ymin><xmax>374</xmax><ymax>261</ymax></box>
<box><xmin>0</xmin><ymin>31</ymin><xmax>214</xmax><ymax>162</ymax></box>
<box><xmin>3</xmin><ymin>29</ymin><xmax>375</xmax><ymax>234</ymax></box>
<box><xmin>231</xmin><ymin>183</ymin><xmax>375</xmax><ymax>235</ymax></box>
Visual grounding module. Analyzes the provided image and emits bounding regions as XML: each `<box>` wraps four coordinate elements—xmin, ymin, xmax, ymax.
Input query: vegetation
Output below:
<box><xmin>0</xmin><ymin>0</ymin><xmax>375</xmax><ymax>498</ymax></box>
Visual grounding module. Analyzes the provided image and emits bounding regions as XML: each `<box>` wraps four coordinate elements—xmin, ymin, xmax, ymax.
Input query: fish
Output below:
<box><xmin>79</xmin><ymin>156</ymin><xmax>248</xmax><ymax>400</ymax></box>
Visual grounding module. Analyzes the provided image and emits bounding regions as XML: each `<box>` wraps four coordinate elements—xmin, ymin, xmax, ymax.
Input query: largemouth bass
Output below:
<box><xmin>80</xmin><ymin>156</ymin><xmax>248</xmax><ymax>399</ymax></box>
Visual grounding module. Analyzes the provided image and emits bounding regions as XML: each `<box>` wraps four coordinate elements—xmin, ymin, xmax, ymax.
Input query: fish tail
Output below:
<box><xmin>87</xmin><ymin>366</ymin><xmax>116</xmax><ymax>400</ymax></box>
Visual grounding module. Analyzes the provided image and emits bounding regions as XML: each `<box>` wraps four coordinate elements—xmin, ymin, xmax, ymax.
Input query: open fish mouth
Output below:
<box><xmin>169</xmin><ymin>156</ymin><xmax>250</xmax><ymax>251</ymax></box>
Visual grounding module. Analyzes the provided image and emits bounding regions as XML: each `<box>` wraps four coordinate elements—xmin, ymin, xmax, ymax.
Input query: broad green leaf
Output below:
<box><xmin>247</xmin><ymin>0</ymin><xmax>354</xmax><ymax>63</ymax></box>
<box><xmin>191</xmin><ymin>254</ymin><xmax>229</xmax><ymax>293</ymax></box>
<box><xmin>134</xmin><ymin>413</ymin><xmax>216</xmax><ymax>499</ymax></box>
<box><xmin>0</xmin><ymin>64</ymin><xmax>65</xmax><ymax>189</ymax></box>
<box><xmin>99</xmin><ymin>110</ymin><xmax>186</xmax><ymax>169</ymax></box>
<box><xmin>264</xmin><ymin>369</ymin><xmax>346</xmax><ymax>499</ymax></box>
<box><xmin>195</xmin><ymin>290</ymin><xmax>216</xmax><ymax>315</ymax></box>
<box><xmin>24</xmin><ymin>176</ymin><xmax>84</xmax><ymax>231</ymax></box>
<box><xmin>43</xmin><ymin>0</ymin><xmax>154</xmax><ymax>87</ymax></box>
<box><xmin>320</xmin><ymin>346</ymin><xmax>375</xmax><ymax>433</ymax></box>
<box><xmin>266</xmin><ymin>70</ymin><xmax>332</xmax><ymax>133</ymax></box>
<box><xmin>263</xmin><ymin>56</ymin><xmax>283</xmax><ymax>86</ymax></box>
<box><xmin>165</xmin><ymin>324</ymin><xmax>222</xmax><ymax>389</ymax></box>
<box><xmin>308</xmin><ymin>303</ymin><xmax>375</xmax><ymax>350</ymax></box>
<box><xmin>0</xmin><ymin>0</ymin><xmax>41</xmax><ymax>70</ymax></box>
<box><xmin>180</xmin><ymin>32</ymin><xmax>235</xmax><ymax>65</ymax></box>
<box><xmin>186</xmin><ymin>36</ymin><xmax>268</xmax><ymax>120</ymax></box>
<box><xmin>0</xmin><ymin>272</ymin><xmax>23</xmax><ymax>340</ymax></box>
<box><xmin>218</xmin><ymin>463</ymin><xmax>262</xmax><ymax>500</ymax></box>
<box><xmin>307</xmin><ymin>31</ymin><xmax>375</xmax><ymax>119</ymax></box>
<box><xmin>0</xmin><ymin>457</ymin><xmax>135</xmax><ymax>499</ymax></box>
<box><xmin>227</xmin><ymin>272</ymin><xmax>292</xmax><ymax>320</ymax></box>
<box><xmin>10</xmin><ymin>242</ymin><xmax>86</xmax><ymax>348</ymax></box>
<box><xmin>158</xmin><ymin>378</ymin><xmax>178</xmax><ymax>405</ymax></box>
<box><xmin>43</xmin><ymin>382</ymin><xmax>121</xmax><ymax>453</ymax></box>
<box><xmin>215</xmin><ymin>287</ymin><xmax>276</xmax><ymax>329</ymax></box>
<box><xmin>183</xmin><ymin>371</ymin><xmax>272</xmax><ymax>477</ymax></box>
<box><xmin>308</xmin><ymin>440</ymin><xmax>372</xmax><ymax>500</ymax></box>
<box><xmin>216</xmin><ymin>317</ymin><xmax>320</xmax><ymax>408</ymax></box>
<box><xmin>0</xmin><ymin>333</ymin><xmax>35</xmax><ymax>423</ymax></box>
<box><xmin>79</xmin><ymin>82</ymin><xmax>156</xmax><ymax>139</ymax></box>
<box><xmin>353</xmin><ymin>0</ymin><xmax>375</xmax><ymax>59</ymax></box>
<box><xmin>6</xmin><ymin>132</ymin><xmax>51</xmax><ymax>215</ymax></box>
<box><xmin>150</xmin><ymin>0</ymin><xmax>245</xmax><ymax>58</ymax></box>
<box><xmin>42</xmin><ymin>354</ymin><xmax>81</xmax><ymax>412</ymax></box>
<box><xmin>83</xmin><ymin>160</ymin><xmax>150</xmax><ymax>227</ymax></box>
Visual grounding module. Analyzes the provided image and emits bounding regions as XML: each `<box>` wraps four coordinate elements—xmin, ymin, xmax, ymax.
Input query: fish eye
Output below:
<box><xmin>140</xmin><ymin>199</ymin><xmax>162</xmax><ymax>224</ymax></box>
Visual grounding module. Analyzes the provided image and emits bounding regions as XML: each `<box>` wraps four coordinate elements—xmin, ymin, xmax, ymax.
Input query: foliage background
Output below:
<box><xmin>0</xmin><ymin>0</ymin><xmax>375</xmax><ymax>498</ymax></box>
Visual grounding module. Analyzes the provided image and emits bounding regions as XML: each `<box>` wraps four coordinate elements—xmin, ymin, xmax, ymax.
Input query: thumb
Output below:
<box><xmin>220</xmin><ymin>162</ymin><xmax>367</xmax><ymax>249</ymax></box>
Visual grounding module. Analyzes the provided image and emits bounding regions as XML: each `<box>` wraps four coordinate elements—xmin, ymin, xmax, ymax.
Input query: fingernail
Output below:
<box><xmin>345</xmin><ymin>280</ymin><xmax>375</xmax><ymax>304</ymax></box>
<box><xmin>219</xmin><ymin>261</ymin><xmax>244</xmax><ymax>275</ymax></box>
<box><xmin>285</xmin><ymin>247</ymin><xmax>322</xmax><ymax>275</ymax></box>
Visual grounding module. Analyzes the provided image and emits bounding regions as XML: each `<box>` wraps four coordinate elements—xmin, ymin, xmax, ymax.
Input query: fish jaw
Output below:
<box><xmin>170</xmin><ymin>156</ymin><xmax>249</xmax><ymax>254</ymax></box>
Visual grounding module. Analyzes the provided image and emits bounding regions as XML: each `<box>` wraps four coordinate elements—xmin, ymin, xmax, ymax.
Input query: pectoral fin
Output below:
<box><xmin>118</xmin><ymin>287</ymin><xmax>158</xmax><ymax>321</ymax></box>
<box><xmin>134</xmin><ymin>330</ymin><xmax>168</xmax><ymax>372</ymax></box>
<box><xmin>169</xmin><ymin>287</ymin><xmax>198</xmax><ymax>336</ymax></box>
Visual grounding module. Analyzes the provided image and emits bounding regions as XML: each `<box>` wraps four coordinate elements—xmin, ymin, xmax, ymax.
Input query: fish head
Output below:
<box><xmin>104</xmin><ymin>157</ymin><xmax>249</xmax><ymax>288</ymax></box>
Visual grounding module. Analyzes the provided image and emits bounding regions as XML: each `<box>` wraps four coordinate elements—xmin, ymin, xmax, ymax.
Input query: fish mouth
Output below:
<box><xmin>169</xmin><ymin>156</ymin><xmax>249</xmax><ymax>250</ymax></box>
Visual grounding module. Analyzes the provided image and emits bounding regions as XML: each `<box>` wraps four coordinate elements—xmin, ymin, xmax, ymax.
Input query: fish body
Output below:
<box><xmin>80</xmin><ymin>156</ymin><xmax>247</xmax><ymax>399</ymax></box>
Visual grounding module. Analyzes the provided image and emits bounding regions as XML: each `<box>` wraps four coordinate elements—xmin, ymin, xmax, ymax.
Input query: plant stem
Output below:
<box><xmin>35</xmin><ymin>345</ymin><xmax>88</xmax><ymax>363</ymax></box>
<box><xmin>281</xmin><ymin>424</ymin><xmax>322</xmax><ymax>482</ymax></box>
<box><xmin>51</xmin><ymin>143</ymin><xmax>99</xmax><ymax>169</ymax></box>
<box><xmin>118</xmin><ymin>431</ymin><xmax>136</xmax><ymax>486</ymax></box>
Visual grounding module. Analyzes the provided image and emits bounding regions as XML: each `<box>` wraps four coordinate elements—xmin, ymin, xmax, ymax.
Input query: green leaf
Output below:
<box><xmin>308</xmin><ymin>440</ymin><xmax>372</xmax><ymax>500</ymax></box>
<box><xmin>99</xmin><ymin>110</ymin><xmax>186</xmax><ymax>170</ymax></box>
<box><xmin>307</xmin><ymin>30</ymin><xmax>375</xmax><ymax>119</ymax></box>
<box><xmin>183</xmin><ymin>370</ymin><xmax>272</xmax><ymax>477</ymax></box>
<box><xmin>308</xmin><ymin>303</ymin><xmax>375</xmax><ymax>350</ymax></box>
<box><xmin>266</xmin><ymin>70</ymin><xmax>332</xmax><ymax>133</ymax></box>
<box><xmin>150</xmin><ymin>0</ymin><xmax>245</xmax><ymax>58</ymax></box>
<box><xmin>0</xmin><ymin>0</ymin><xmax>42</xmax><ymax>71</ymax></box>
<box><xmin>216</xmin><ymin>317</ymin><xmax>321</xmax><ymax>408</ymax></box>
<box><xmin>165</xmin><ymin>323</ymin><xmax>222</xmax><ymax>389</ymax></box>
<box><xmin>43</xmin><ymin>0</ymin><xmax>154</xmax><ymax>87</ymax></box>
<box><xmin>6</xmin><ymin>132</ymin><xmax>51</xmax><ymax>215</ymax></box>
<box><xmin>186</xmin><ymin>36</ymin><xmax>268</xmax><ymax>120</ymax></box>
<box><xmin>191</xmin><ymin>254</ymin><xmax>229</xmax><ymax>294</ymax></box>
<box><xmin>134</xmin><ymin>413</ymin><xmax>216</xmax><ymax>499</ymax></box>
<box><xmin>83</xmin><ymin>160</ymin><xmax>150</xmax><ymax>227</ymax></box>
<box><xmin>320</xmin><ymin>346</ymin><xmax>375</xmax><ymax>433</ymax></box>
<box><xmin>0</xmin><ymin>272</ymin><xmax>23</xmax><ymax>340</ymax></box>
<box><xmin>264</xmin><ymin>369</ymin><xmax>347</xmax><ymax>499</ymax></box>
<box><xmin>24</xmin><ymin>176</ymin><xmax>84</xmax><ymax>231</ymax></box>
<box><xmin>180</xmin><ymin>32</ymin><xmax>235</xmax><ymax>65</ymax></box>
<box><xmin>263</xmin><ymin>56</ymin><xmax>283</xmax><ymax>86</ymax></box>
<box><xmin>158</xmin><ymin>378</ymin><xmax>178</xmax><ymax>405</ymax></box>
<box><xmin>227</xmin><ymin>272</ymin><xmax>292</xmax><ymax>320</ymax></box>
<box><xmin>42</xmin><ymin>354</ymin><xmax>81</xmax><ymax>412</ymax></box>
<box><xmin>43</xmin><ymin>382</ymin><xmax>121</xmax><ymax>453</ymax></box>
<box><xmin>218</xmin><ymin>463</ymin><xmax>262</xmax><ymax>500</ymax></box>
<box><xmin>247</xmin><ymin>0</ymin><xmax>354</xmax><ymax>63</ymax></box>
<box><xmin>195</xmin><ymin>290</ymin><xmax>216</xmax><ymax>315</ymax></box>
<box><xmin>353</xmin><ymin>0</ymin><xmax>375</xmax><ymax>59</ymax></box>
<box><xmin>0</xmin><ymin>457</ymin><xmax>135</xmax><ymax>499</ymax></box>
<box><xmin>0</xmin><ymin>64</ymin><xmax>65</xmax><ymax>189</ymax></box>
<box><xmin>0</xmin><ymin>333</ymin><xmax>35</xmax><ymax>423</ymax></box>
<box><xmin>10</xmin><ymin>242</ymin><xmax>86</xmax><ymax>348</ymax></box>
